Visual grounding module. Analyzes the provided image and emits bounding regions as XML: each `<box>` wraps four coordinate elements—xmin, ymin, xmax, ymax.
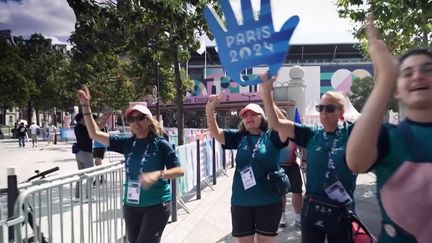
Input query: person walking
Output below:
<box><xmin>206</xmin><ymin>95</ymin><xmax>288</xmax><ymax>243</ymax></box>
<box><xmin>77</xmin><ymin>85</ymin><xmax>184</xmax><ymax>243</ymax></box>
<box><xmin>73</xmin><ymin>113</ymin><xmax>95</xmax><ymax>199</ymax></box>
<box><xmin>29</xmin><ymin>122</ymin><xmax>41</xmax><ymax>147</ymax></box>
<box><xmin>346</xmin><ymin>17</ymin><xmax>432</xmax><ymax>243</ymax></box>
<box><xmin>16</xmin><ymin>122</ymin><xmax>27</xmax><ymax>148</ymax></box>
<box><xmin>261</xmin><ymin>75</ymin><xmax>357</xmax><ymax>243</ymax></box>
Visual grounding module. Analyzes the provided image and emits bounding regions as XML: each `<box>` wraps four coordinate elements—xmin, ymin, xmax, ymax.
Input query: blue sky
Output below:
<box><xmin>0</xmin><ymin>0</ymin><xmax>357</xmax><ymax>47</ymax></box>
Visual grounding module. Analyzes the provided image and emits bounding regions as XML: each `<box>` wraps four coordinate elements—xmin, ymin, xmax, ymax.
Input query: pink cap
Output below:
<box><xmin>239</xmin><ymin>103</ymin><xmax>265</xmax><ymax>118</ymax></box>
<box><xmin>124</xmin><ymin>105</ymin><xmax>152</xmax><ymax>118</ymax></box>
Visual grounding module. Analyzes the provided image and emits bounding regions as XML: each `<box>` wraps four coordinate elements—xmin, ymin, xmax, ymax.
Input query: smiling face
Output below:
<box><xmin>241</xmin><ymin>110</ymin><xmax>263</xmax><ymax>134</ymax></box>
<box><xmin>126</xmin><ymin>111</ymin><xmax>149</xmax><ymax>138</ymax></box>
<box><xmin>396</xmin><ymin>53</ymin><xmax>432</xmax><ymax>110</ymax></box>
<box><xmin>319</xmin><ymin>92</ymin><xmax>345</xmax><ymax>132</ymax></box>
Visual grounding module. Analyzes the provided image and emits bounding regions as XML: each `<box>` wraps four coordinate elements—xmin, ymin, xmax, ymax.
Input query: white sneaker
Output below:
<box><xmin>279</xmin><ymin>214</ymin><xmax>287</xmax><ymax>227</ymax></box>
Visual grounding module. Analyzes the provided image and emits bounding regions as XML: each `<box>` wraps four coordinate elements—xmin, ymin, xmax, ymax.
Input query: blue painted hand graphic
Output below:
<box><xmin>204</xmin><ymin>0</ymin><xmax>299</xmax><ymax>86</ymax></box>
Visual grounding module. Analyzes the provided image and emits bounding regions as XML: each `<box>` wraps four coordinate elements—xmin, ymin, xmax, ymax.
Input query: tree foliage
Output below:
<box><xmin>66</xmin><ymin>0</ymin><xmax>215</xmax><ymax>145</ymax></box>
<box><xmin>0</xmin><ymin>38</ymin><xmax>31</xmax><ymax>109</ymax></box>
<box><xmin>336</xmin><ymin>0</ymin><xmax>431</xmax><ymax>55</ymax></box>
<box><xmin>350</xmin><ymin>76</ymin><xmax>398</xmax><ymax>112</ymax></box>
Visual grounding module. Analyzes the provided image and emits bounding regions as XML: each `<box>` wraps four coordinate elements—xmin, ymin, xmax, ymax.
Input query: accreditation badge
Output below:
<box><xmin>126</xmin><ymin>180</ymin><xmax>141</xmax><ymax>204</ymax></box>
<box><xmin>240</xmin><ymin>165</ymin><xmax>256</xmax><ymax>190</ymax></box>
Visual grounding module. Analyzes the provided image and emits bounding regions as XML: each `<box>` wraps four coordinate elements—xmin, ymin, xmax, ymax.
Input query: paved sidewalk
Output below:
<box><xmin>1</xmin><ymin>138</ymin><xmax>381</xmax><ymax>242</ymax></box>
<box><xmin>163</xmin><ymin>168</ymin><xmax>381</xmax><ymax>243</ymax></box>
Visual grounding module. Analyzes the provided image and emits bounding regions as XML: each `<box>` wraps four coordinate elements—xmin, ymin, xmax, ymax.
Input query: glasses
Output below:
<box><xmin>315</xmin><ymin>104</ymin><xmax>340</xmax><ymax>113</ymax></box>
<box><xmin>399</xmin><ymin>63</ymin><xmax>432</xmax><ymax>79</ymax></box>
<box><xmin>126</xmin><ymin>114</ymin><xmax>146</xmax><ymax>123</ymax></box>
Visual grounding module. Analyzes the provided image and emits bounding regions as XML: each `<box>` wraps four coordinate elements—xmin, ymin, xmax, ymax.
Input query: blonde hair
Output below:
<box><xmin>146</xmin><ymin>116</ymin><xmax>163</xmax><ymax>137</ymax></box>
<box><xmin>322</xmin><ymin>91</ymin><xmax>346</xmax><ymax>110</ymax></box>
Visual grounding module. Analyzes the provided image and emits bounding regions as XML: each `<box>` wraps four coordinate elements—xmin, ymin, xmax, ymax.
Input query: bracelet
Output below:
<box><xmin>80</xmin><ymin>104</ymin><xmax>90</xmax><ymax>107</ymax></box>
<box><xmin>83</xmin><ymin>113</ymin><xmax>92</xmax><ymax>116</ymax></box>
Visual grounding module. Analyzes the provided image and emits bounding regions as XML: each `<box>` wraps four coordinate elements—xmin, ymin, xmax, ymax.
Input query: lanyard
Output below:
<box><xmin>322</xmin><ymin>127</ymin><xmax>343</xmax><ymax>183</ymax></box>
<box><xmin>125</xmin><ymin>139</ymin><xmax>150</xmax><ymax>178</ymax></box>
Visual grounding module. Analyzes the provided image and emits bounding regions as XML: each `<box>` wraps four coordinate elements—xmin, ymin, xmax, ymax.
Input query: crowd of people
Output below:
<box><xmin>7</xmin><ymin>13</ymin><xmax>429</xmax><ymax>243</ymax></box>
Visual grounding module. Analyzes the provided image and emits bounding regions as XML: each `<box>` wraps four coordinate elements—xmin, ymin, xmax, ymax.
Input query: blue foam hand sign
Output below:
<box><xmin>204</xmin><ymin>0</ymin><xmax>299</xmax><ymax>86</ymax></box>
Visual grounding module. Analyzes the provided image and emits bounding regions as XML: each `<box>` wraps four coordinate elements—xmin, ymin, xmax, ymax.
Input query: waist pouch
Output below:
<box><xmin>302</xmin><ymin>195</ymin><xmax>348</xmax><ymax>234</ymax></box>
<box><xmin>266</xmin><ymin>167</ymin><xmax>291</xmax><ymax>196</ymax></box>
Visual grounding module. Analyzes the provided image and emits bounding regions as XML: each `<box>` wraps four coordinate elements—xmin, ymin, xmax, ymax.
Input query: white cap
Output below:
<box><xmin>125</xmin><ymin>105</ymin><xmax>152</xmax><ymax>118</ymax></box>
<box><xmin>239</xmin><ymin>103</ymin><xmax>265</xmax><ymax>118</ymax></box>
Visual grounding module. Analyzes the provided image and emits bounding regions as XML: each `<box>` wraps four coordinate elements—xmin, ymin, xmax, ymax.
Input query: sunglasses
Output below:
<box><xmin>126</xmin><ymin>114</ymin><xmax>146</xmax><ymax>123</ymax></box>
<box><xmin>315</xmin><ymin>104</ymin><xmax>340</xmax><ymax>113</ymax></box>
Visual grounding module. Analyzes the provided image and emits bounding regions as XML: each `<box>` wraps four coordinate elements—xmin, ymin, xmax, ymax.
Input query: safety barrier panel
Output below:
<box><xmin>3</xmin><ymin>162</ymin><xmax>126</xmax><ymax>243</ymax></box>
<box><xmin>2</xmin><ymin>133</ymin><xmax>236</xmax><ymax>243</ymax></box>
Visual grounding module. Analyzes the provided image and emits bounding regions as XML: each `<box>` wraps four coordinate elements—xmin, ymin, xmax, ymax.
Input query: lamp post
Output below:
<box><xmin>155</xmin><ymin>62</ymin><xmax>160</xmax><ymax>121</ymax></box>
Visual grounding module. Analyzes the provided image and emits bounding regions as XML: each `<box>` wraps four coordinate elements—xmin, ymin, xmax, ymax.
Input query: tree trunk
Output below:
<box><xmin>27</xmin><ymin>100</ymin><xmax>33</xmax><ymax>125</ymax></box>
<box><xmin>1</xmin><ymin>107</ymin><xmax>6</xmax><ymax>125</ymax></box>
<box><xmin>173</xmin><ymin>49</ymin><xmax>184</xmax><ymax>146</ymax></box>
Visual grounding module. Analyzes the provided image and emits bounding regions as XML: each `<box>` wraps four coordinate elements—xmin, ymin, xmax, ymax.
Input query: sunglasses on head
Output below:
<box><xmin>126</xmin><ymin>113</ymin><xmax>146</xmax><ymax>123</ymax></box>
<box><xmin>315</xmin><ymin>104</ymin><xmax>339</xmax><ymax>113</ymax></box>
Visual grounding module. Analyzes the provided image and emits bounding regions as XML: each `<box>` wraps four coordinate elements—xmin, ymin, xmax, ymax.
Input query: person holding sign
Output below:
<box><xmin>77</xmin><ymin>85</ymin><xmax>184</xmax><ymax>243</ymax></box>
<box><xmin>260</xmin><ymin>78</ymin><xmax>357</xmax><ymax>243</ymax></box>
<box><xmin>347</xmin><ymin>17</ymin><xmax>432</xmax><ymax>243</ymax></box>
<box><xmin>206</xmin><ymin>95</ymin><xmax>288</xmax><ymax>243</ymax></box>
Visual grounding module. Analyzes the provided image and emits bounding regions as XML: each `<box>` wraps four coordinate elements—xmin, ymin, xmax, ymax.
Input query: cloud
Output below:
<box><xmin>0</xmin><ymin>0</ymin><xmax>75</xmax><ymax>42</ymax></box>
<box><xmin>230</xmin><ymin>0</ymin><xmax>357</xmax><ymax>44</ymax></box>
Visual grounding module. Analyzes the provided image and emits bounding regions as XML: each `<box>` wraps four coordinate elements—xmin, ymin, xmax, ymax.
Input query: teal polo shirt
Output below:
<box><xmin>109</xmin><ymin>135</ymin><xmax>180</xmax><ymax>207</ymax></box>
<box><xmin>222</xmin><ymin>129</ymin><xmax>288</xmax><ymax>206</ymax></box>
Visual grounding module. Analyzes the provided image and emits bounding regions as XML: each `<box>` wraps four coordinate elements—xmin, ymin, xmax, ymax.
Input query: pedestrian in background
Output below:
<box><xmin>73</xmin><ymin>113</ymin><xmax>95</xmax><ymax>199</ymax></box>
<box><xmin>77</xmin><ymin>85</ymin><xmax>184</xmax><ymax>243</ymax></box>
<box><xmin>206</xmin><ymin>95</ymin><xmax>288</xmax><ymax>243</ymax></box>
<box><xmin>277</xmin><ymin>109</ymin><xmax>304</xmax><ymax>228</ymax></box>
<box><xmin>16</xmin><ymin>122</ymin><xmax>27</xmax><ymax>148</ymax></box>
<box><xmin>347</xmin><ymin>17</ymin><xmax>432</xmax><ymax>243</ymax></box>
<box><xmin>29</xmin><ymin>122</ymin><xmax>40</xmax><ymax>148</ymax></box>
<box><xmin>261</xmin><ymin>74</ymin><xmax>357</xmax><ymax>243</ymax></box>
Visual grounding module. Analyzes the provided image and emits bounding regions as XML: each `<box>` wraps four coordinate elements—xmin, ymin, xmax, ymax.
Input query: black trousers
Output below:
<box><xmin>123</xmin><ymin>203</ymin><xmax>170</xmax><ymax>243</ymax></box>
<box><xmin>301</xmin><ymin>223</ymin><xmax>352</xmax><ymax>243</ymax></box>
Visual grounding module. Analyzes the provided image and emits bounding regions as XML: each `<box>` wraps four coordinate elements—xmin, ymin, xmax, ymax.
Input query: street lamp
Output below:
<box><xmin>155</xmin><ymin>62</ymin><xmax>160</xmax><ymax>121</ymax></box>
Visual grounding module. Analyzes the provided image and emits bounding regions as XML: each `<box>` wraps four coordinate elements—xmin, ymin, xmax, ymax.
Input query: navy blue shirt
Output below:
<box><xmin>74</xmin><ymin>124</ymin><xmax>92</xmax><ymax>153</ymax></box>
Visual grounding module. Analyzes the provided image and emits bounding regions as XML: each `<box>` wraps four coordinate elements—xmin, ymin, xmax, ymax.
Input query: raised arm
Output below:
<box><xmin>205</xmin><ymin>94</ymin><xmax>225</xmax><ymax>145</ymax></box>
<box><xmin>346</xmin><ymin>17</ymin><xmax>399</xmax><ymax>173</ymax></box>
<box><xmin>96</xmin><ymin>111</ymin><xmax>112</xmax><ymax>129</ymax></box>
<box><xmin>77</xmin><ymin>85</ymin><xmax>110</xmax><ymax>146</ymax></box>
<box><xmin>260</xmin><ymin>73</ymin><xmax>296</xmax><ymax>140</ymax></box>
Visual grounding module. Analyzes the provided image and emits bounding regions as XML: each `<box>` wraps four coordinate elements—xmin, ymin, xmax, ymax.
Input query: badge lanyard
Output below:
<box><xmin>238</xmin><ymin>133</ymin><xmax>264</xmax><ymax>190</ymax></box>
<box><xmin>125</xmin><ymin>139</ymin><xmax>150</xmax><ymax>178</ymax></box>
<box><xmin>322</xmin><ymin>124</ymin><xmax>353</xmax><ymax>205</ymax></box>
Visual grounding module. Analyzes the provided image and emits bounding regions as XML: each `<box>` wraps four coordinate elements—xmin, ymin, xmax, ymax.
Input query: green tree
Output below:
<box><xmin>67</xmin><ymin>0</ymin><xmax>137</xmax><ymax>111</ymax></box>
<box><xmin>336</xmin><ymin>0</ymin><xmax>431</xmax><ymax>54</ymax></box>
<box><xmin>350</xmin><ymin>76</ymin><xmax>398</xmax><ymax>112</ymax></box>
<box><xmin>0</xmin><ymin>37</ymin><xmax>32</xmax><ymax>124</ymax></box>
<box><xmin>19</xmin><ymin>34</ymin><xmax>71</xmax><ymax>125</ymax></box>
<box><xmin>67</xmin><ymin>0</ymin><xmax>214</xmax><ymax>145</ymax></box>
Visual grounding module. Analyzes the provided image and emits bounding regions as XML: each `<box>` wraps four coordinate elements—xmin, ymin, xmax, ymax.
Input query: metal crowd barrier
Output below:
<box><xmin>1</xmin><ymin>134</ymin><xmax>237</xmax><ymax>243</ymax></box>
<box><xmin>2</xmin><ymin>162</ymin><xmax>126</xmax><ymax>243</ymax></box>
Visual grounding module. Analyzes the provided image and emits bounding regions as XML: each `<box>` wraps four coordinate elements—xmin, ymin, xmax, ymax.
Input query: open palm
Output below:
<box><xmin>204</xmin><ymin>0</ymin><xmax>299</xmax><ymax>86</ymax></box>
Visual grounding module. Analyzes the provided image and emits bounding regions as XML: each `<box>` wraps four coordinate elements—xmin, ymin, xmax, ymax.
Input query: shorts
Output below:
<box><xmin>231</xmin><ymin>202</ymin><xmax>282</xmax><ymax>237</ymax></box>
<box><xmin>93</xmin><ymin>147</ymin><xmax>106</xmax><ymax>159</ymax></box>
<box><xmin>281</xmin><ymin>164</ymin><xmax>303</xmax><ymax>193</ymax></box>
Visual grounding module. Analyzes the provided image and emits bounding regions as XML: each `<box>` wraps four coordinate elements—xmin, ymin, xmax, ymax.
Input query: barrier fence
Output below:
<box><xmin>1</xmin><ymin>133</ymin><xmax>236</xmax><ymax>243</ymax></box>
